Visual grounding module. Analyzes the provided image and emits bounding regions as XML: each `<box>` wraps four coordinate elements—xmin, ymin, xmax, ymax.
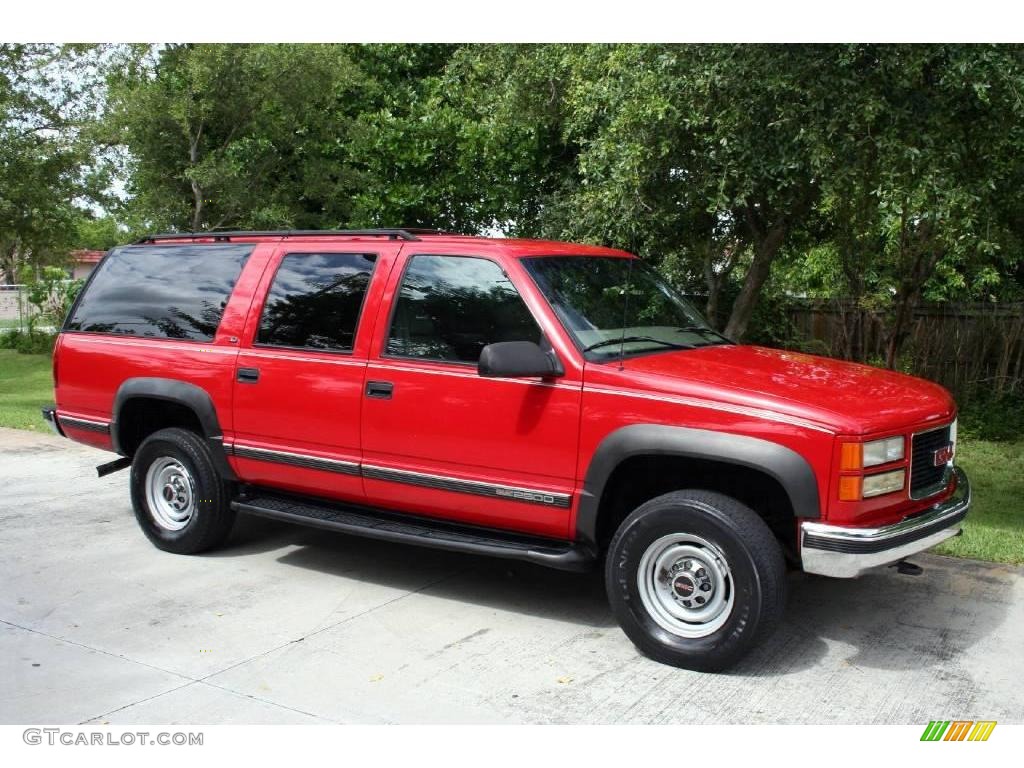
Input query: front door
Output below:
<box><xmin>229</xmin><ymin>243</ymin><xmax>398</xmax><ymax>502</ymax></box>
<box><xmin>360</xmin><ymin>252</ymin><xmax>582</xmax><ymax>539</ymax></box>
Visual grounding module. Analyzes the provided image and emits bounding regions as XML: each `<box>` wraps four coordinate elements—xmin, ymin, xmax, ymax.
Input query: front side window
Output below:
<box><xmin>385</xmin><ymin>254</ymin><xmax>540</xmax><ymax>364</ymax></box>
<box><xmin>521</xmin><ymin>255</ymin><xmax>730</xmax><ymax>360</ymax></box>
<box><xmin>65</xmin><ymin>244</ymin><xmax>252</xmax><ymax>341</ymax></box>
<box><xmin>257</xmin><ymin>253</ymin><xmax>376</xmax><ymax>352</ymax></box>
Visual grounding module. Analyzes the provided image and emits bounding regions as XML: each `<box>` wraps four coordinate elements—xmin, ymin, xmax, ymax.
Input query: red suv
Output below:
<box><xmin>44</xmin><ymin>228</ymin><xmax>970</xmax><ymax>670</ymax></box>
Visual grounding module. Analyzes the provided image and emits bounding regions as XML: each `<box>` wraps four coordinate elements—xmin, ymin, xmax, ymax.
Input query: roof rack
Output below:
<box><xmin>135</xmin><ymin>228</ymin><xmax>430</xmax><ymax>244</ymax></box>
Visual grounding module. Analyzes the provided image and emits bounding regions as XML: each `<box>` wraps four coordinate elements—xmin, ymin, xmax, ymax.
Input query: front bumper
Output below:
<box><xmin>800</xmin><ymin>466</ymin><xmax>971</xmax><ymax>578</ymax></box>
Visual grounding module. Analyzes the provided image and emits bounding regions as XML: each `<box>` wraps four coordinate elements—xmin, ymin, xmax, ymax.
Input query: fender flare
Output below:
<box><xmin>576</xmin><ymin>424</ymin><xmax>821</xmax><ymax>549</ymax></box>
<box><xmin>111</xmin><ymin>377</ymin><xmax>236</xmax><ymax>480</ymax></box>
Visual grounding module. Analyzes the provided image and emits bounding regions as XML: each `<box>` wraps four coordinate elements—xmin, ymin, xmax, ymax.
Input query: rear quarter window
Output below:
<box><xmin>65</xmin><ymin>244</ymin><xmax>253</xmax><ymax>342</ymax></box>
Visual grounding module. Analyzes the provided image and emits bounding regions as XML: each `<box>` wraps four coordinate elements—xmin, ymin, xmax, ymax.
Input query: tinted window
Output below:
<box><xmin>257</xmin><ymin>253</ymin><xmax>376</xmax><ymax>352</ymax></box>
<box><xmin>66</xmin><ymin>244</ymin><xmax>252</xmax><ymax>341</ymax></box>
<box><xmin>386</xmin><ymin>255</ymin><xmax>540</xmax><ymax>364</ymax></box>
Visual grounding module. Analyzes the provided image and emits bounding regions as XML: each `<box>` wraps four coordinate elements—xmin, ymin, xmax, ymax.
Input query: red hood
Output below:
<box><xmin>616</xmin><ymin>345</ymin><xmax>956</xmax><ymax>435</ymax></box>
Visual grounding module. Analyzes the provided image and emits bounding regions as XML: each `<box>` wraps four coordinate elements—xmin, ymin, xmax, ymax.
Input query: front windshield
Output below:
<box><xmin>521</xmin><ymin>256</ymin><xmax>731</xmax><ymax>360</ymax></box>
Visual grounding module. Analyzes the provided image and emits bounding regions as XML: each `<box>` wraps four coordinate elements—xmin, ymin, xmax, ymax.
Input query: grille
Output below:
<box><xmin>910</xmin><ymin>424</ymin><xmax>952</xmax><ymax>498</ymax></box>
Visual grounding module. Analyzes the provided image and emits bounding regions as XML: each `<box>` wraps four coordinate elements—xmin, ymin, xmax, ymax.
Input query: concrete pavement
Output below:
<box><xmin>2</xmin><ymin>427</ymin><xmax>1022</xmax><ymax>724</ymax></box>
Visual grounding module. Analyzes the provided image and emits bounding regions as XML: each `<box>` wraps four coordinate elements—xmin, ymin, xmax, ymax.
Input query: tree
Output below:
<box><xmin>798</xmin><ymin>45</ymin><xmax>1024</xmax><ymax>366</ymax></box>
<box><xmin>98</xmin><ymin>42</ymin><xmax>1024</xmax><ymax>363</ymax></box>
<box><xmin>0</xmin><ymin>44</ymin><xmax>108</xmax><ymax>282</ymax></box>
<box><xmin>105</xmin><ymin>44</ymin><xmax>463</xmax><ymax>233</ymax></box>
<box><xmin>448</xmin><ymin>45</ymin><xmax>836</xmax><ymax>338</ymax></box>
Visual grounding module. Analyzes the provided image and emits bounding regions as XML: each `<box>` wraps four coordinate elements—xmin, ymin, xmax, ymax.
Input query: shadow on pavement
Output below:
<box><xmin>214</xmin><ymin>515</ymin><xmax>1016</xmax><ymax>676</ymax></box>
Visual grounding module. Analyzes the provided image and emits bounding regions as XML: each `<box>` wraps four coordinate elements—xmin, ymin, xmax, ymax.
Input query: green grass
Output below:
<box><xmin>0</xmin><ymin>347</ymin><xmax>1020</xmax><ymax>563</ymax></box>
<box><xmin>935</xmin><ymin>437</ymin><xmax>1024</xmax><ymax>565</ymax></box>
<box><xmin>0</xmin><ymin>350</ymin><xmax>53</xmax><ymax>431</ymax></box>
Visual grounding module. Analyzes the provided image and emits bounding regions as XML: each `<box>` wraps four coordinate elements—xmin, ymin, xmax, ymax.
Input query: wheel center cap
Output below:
<box><xmin>162</xmin><ymin>485</ymin><xmax>175</xmax><ymax>502</ymax></box>
<box><xmin>672</xmin><ymin>574</ymin><xmax>696</xmax><ymax>598</ymax></box>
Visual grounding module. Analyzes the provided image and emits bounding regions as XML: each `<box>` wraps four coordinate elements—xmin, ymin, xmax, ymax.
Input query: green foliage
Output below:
<box><xmin>0</xmin><ymin>44</ymin><xmax>112</xmax><ymax>281</ymax></box>
<box><xmin>808</xmin><ymin>45</ymin><xmax>1024</xmax><ymax>364</ymax></box>
<box><xmin>74</xmin><ymin>214</ymin><xmax>122</xmax><ymax>250</ymax></box>
<box><xmin>19</xmin><ymin>265</ymin><xmax>83</xmax><ymax>328</ymax></box>
<box><xmin>0</xmin><ymin>329</ymin><xmax>57</xmax><ymax>354</ymax></box>
<box><xmin>105</xmin><ymin>44</ymin><xmax>462</xmax><ymax>232</ymax></box>
<box><xmin>958</xmin><ymin>393</ymin><xmax>1024</xmax><ymax>443</ymax></box>
<box><xmin>5</xmin><ymin>43</ymin><xmax>1022</xmax><ymax>371</ymax></box>
<box><xmin>96</xmin><ymin>45</ymin><xmax>1024</xmax><ymax>324</ymax></box>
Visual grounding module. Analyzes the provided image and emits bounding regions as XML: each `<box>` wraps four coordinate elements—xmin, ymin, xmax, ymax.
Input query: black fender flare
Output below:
<box><xmin>576</xmin><ymin>424</ymin><xmax>821</xmax><ymax>549</ymax></box>
<box><xmin>111</xmin><ymin>377</ymin><xmax>236</xmax><ymax>480</ymax></box>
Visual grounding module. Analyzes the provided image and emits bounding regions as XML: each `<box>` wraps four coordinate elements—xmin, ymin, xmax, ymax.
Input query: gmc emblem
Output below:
<box><xmin>933</xmin><ymin>443</ymin><xmax>954</xmax><ymax>466</ymax></box>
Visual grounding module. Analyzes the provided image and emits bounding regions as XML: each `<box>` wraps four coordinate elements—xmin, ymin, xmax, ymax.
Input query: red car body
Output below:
<box><xmin>48</xmin><ymin>230</ymin><xmax>969</xmax><ymax>579</ymax></box>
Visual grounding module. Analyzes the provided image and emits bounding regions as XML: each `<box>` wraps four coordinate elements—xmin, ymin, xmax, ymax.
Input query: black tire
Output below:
<box><xmin>129</xmin><ymin>427</ymin><xmax>235</xmax><ymax>554</ymax></box>
<box><xmin>605</xmin><ymin>489</ymin><xmax>786</xmax><ymax>672</ymax></box>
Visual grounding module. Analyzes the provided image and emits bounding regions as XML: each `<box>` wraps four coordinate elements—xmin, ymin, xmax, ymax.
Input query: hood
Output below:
<box><xmin>616</xmin><ymin>345</ymin><xmax>956</xmax><ymax>435</ymax></box>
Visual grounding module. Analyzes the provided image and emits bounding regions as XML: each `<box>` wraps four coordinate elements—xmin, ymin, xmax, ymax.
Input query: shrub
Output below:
<box><xmin>958</xmin><ymin>393</ymin><xmax>1024</xmax><ymax>443</ymax></box>
<box><xmin>19</xmin><ymin>266</ymin><xmax>84</xmax><ymax>330</ymax></box>
<box><xmin>0</xmin><ymin>329</ymin><xmax>57</xmax><ymax>355</ymax></box>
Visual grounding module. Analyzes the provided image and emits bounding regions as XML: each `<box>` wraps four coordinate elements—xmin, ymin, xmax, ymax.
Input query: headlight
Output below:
<box><xmin>862</xmin><ymin>436</ymin><xmax>904</xmax><ymax>467</ymax></box>
<box><xmin>862</xmin><ymin>469</ymin><xmax>906</xmax><ymax>498</ymax></box>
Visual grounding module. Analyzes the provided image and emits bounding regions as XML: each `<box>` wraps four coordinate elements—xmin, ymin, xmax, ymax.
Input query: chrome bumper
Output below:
<box><xmin>800</xmin><ymin>466</ymin><xmax>971</xmax><ymax>578</ymax></box>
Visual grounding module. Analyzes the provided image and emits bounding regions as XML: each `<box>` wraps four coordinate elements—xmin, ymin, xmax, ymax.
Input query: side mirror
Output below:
<box><xmin>478</xmin><ymin>341</ymin><xmax>564</xmax><ymax>379</ymax></box>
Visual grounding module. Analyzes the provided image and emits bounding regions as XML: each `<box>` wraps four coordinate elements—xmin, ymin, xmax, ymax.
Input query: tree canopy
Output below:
<box><xmin>3</xmin><ymin>43</ymin><xmax>1023</xmax><ymax>361</ymax></box>
<box><xmin>0</xmin><ymin>44</ymin><xmax>111</xmax><ymax>282</ymax></box>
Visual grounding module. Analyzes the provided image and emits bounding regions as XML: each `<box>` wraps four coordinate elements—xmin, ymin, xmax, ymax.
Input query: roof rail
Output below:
<box><xmin>134</xmin><ymin>228</ymin><xmax>426</xmax><ymax>244</ymax></box>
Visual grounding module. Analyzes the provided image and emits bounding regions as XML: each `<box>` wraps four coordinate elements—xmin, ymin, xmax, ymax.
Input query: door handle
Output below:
<box><xmin>365</xmin><ymin>380</ymin><xmax>394</xmax><ymax>399</ymax></box>
<box><xmin>237</xmin><ymin>367</ymin><xmax>260</xmax><ymax>383</ymax></box>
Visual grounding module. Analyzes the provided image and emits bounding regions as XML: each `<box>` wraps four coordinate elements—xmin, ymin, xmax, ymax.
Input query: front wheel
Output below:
<box><xmin>130</xmin><ymin>427</ymin><xmax>235</xmax><ymax>554</ymax></box>
<box><xmin>605</xmin><ymin>490</ymin><xmax>786</xmax><ymax>671</ymax></box>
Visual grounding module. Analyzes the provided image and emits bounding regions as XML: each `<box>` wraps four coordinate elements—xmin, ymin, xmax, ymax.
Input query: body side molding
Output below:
<box><xmin>576</xmin><ymin>424</ymin><xmax>822</xmax><ymax>548</ymax></box>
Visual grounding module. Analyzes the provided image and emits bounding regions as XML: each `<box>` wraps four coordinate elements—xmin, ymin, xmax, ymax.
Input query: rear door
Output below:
<box><xmin>229</xmin><ymin>242</ymin><xmax>399</xmax><ymax>502</ymax></box>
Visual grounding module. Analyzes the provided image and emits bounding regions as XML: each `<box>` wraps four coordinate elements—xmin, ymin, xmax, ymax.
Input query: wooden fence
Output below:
<box><xmin>786</xmin><ymin>300</ymin><xmax>1024</xmax><ymax>400</ymax></box>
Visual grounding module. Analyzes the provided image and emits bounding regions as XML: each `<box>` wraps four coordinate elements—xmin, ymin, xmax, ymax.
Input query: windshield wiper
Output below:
<box><xmin>583</xmin><ymin>336</ymin><xmax>695</xmax><ymax>353</ymax></box>
<box><xmin>676</xmin><ymin>325</ymin><xmax>733</xmax><ymax>344</ymax></box>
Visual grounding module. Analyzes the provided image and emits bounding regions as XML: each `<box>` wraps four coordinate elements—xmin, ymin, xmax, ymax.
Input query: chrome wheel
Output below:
<box><xmin>637</xmin><ymin>532</ymin><xmax>735</xmax><ymax>638</ymax></box>
<box><xmin>144</xmin><ymin>456</ymin><xmax>196</xmax><ymax>531</ymax></box>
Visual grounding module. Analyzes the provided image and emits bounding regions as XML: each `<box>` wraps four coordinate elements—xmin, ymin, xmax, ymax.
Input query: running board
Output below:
<box><xmin>231</xmin><ymin>492</ymin><xmax>595</xmax><ymax>572</ymax></box>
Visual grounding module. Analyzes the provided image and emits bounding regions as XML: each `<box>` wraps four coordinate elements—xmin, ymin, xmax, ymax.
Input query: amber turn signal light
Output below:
<box><xmin>840</xmin><ymin>443</ymin><xmax>862</xmax><ymax>471</ymax></box>
<box><xmin>838</xmin><ymin>475</ymin><xmax>862</xmax><ymax>501</ymax></box>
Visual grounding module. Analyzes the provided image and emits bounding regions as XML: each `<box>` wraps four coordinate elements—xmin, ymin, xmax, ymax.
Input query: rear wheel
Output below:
<box><xmin>130</xmin><ymin>427</ymin><xmax>235</xmax><ymax>554</ymax></box>
<box><xmin>605</xmin><ymin>489</ymin><xmax>786</xmax><ymax>671</ymax></box>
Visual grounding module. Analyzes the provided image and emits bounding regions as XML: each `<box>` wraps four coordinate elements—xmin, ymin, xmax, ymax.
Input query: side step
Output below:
<box><xmin>231</xmin><ymin>492</ymin><xmax>595</xmax><ymax>572</ymax></box>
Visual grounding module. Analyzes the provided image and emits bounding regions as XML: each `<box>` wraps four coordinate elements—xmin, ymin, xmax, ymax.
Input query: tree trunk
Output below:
<box><xmin>703</xmin><ymin>248</ymin><xmax>723</xmax><ymax>330</ymax></box>
<box><xmin>188</xmin><ymin>124</ymin><xmax>204</xmax><ymax>232</ymax></box>
<box><xmin>884</xmin><ymin>247</ymin><xmax>941</xmax><ymax>370</ymax></box>
<box><xmin>1</xmin><ymin>243</ymin><xmax>18</xmax><ymax>285</ymax></box>
<box><xmin>190</xmin><ymin>180</ymin><xmax>204</xmax><ymax>232</ymax></box>
<box><xmin>724</xmin><ymin>225</ymin><xmax>786</xmax><ymax>340</ymax></box>
<box><xmin>704</xmin><ymin>285</ymin><xmax>720</xmax><ymax>330</ymax></box>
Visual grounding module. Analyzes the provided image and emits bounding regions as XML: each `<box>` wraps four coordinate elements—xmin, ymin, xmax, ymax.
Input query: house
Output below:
<box><xmin>70</xmin><ymin>250</ymin><xmax>105</xmax><ymax>280</ymax></box>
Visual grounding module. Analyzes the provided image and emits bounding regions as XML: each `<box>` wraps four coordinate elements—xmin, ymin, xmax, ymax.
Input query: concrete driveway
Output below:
<box><xmin>2</xmin><ymin>427</ymin><xmax>1022</xmax><ymax>724</ymax></box>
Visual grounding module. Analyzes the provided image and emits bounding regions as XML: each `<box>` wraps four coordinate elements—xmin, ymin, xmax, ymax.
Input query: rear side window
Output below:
<box><xmin>256</xmin><ymin>253</ymin><xmax>377</xmax><ymax>352</ymax></box>
<box><xmin>66</xmin><ymin>244</ymin><xmax>252</xmax><ymax>341</ymax></box>
<box><xmin>385</xmin><ymin>254</ymin><xmax>540</xmax><ymax>364</ymax></box>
